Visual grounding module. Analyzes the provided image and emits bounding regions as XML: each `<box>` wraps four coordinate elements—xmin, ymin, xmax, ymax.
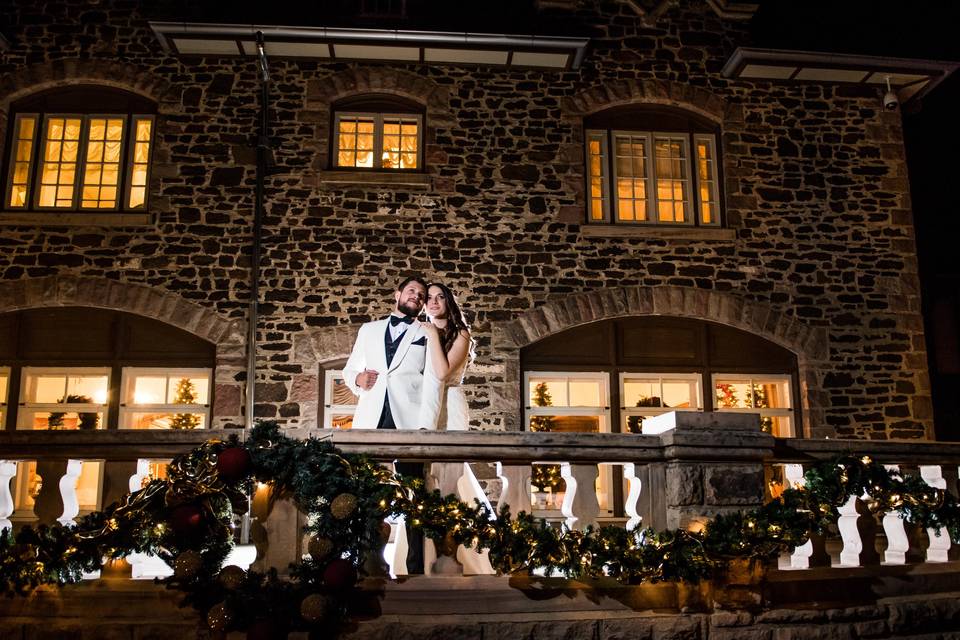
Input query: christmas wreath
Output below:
<box><xmin>1</xmin><ymin>421</ymin><xmax>958</xmax><ymax>638</ymax></box>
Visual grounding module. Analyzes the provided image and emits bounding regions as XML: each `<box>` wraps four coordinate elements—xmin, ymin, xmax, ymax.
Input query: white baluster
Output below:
<box><xmin>920</xmin><ymin>465</ymin><xmax>952</xmax><ymax>563</ymax></box>
<box><xmin>882</xmin><ymin>464</ymin><xmax>910</xmax><ymax>565</ymax></box>
<box><xmin>455</xmin><ymin>463</ymin><xmax>495</xmax><ymax>575</ymax></box>
<box><xmin>495</xmin><ymin>462</ymin><xmax>532</xmax><ymax>515</ymax></box>
<box><xmin>427</xmin><ymin>462</ymin><xmax>465</xmax><ymax>575</ymax></box>
<box><xmin>57</xmin><ymin>460</ymin><xmax>84</xmax><ymax>526</ymax></box>
<box><xmin>785</xmin><ymin>463</ymin><xmax>830</xmax><ymax>569</ymax></box>
<box><xmin>786</xmin><ymin>464</ymin><xmax>813</xmax><ymax>568</ymax></box>
<box><xmin>129</xmin><ymin>459</ymin><xmax>153</xmax><ymax>493</ymax></box>
<box><xmin>837</xmin><ymin>492</ymin><xmax>878</xmax><ymax>567</ymax></box>
<box><xmin>622</xmin><ymin>463</ymin><xmax>643</xmax><ymax>531</ymax></box>
<box><xmin>0</xmin><ymin>461</ymin><xmax>17</xmax><ymax>531</ymax></box>
<box><xmin>560</xmin><ymin>463</ymin><xmax>599</xmax><ymax>530</ymax></box>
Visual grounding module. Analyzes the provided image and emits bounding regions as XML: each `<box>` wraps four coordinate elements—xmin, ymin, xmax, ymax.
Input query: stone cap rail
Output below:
<box><xmin>0</xmin><ymin>414</ymin><xmax>772</xmax><ymax>464</ymax></box>
<box><xmin>772</xmin><ymin>437</ymin><xmax>960</xmax><ymax>465</ymax></box>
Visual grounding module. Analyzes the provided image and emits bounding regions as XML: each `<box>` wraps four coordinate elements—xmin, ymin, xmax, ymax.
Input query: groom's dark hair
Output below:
<box><xmin>396</xmin><ymin>276</ymin><xmax>428</xmax><ymax>292</ymax></box>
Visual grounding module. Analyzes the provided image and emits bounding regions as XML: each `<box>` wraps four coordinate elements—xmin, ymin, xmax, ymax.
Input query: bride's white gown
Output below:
<box><xmin>429</xmin><ymin>354</ymin><xmax>496</xmax><ymax>575</ymax></box>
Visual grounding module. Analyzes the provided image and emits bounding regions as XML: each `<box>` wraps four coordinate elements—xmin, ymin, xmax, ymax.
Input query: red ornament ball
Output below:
<box><xmin>217</xmin><ymin>446</ymin><xmax>253</xmax><ymax>483</ymax></box>
<box><xmin>168</xmin><ymin>503</ymin><xmax>204</xmax><ymax>536</ymax></box>
<box><xmin>322</xmin><ymin>558</ymin><xmax>358</xmax><ymax>590</ymax></box>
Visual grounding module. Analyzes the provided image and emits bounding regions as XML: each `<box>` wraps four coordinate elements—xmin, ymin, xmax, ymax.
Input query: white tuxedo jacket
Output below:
<box><xmin>343</xmin><ymin>319</ymin><xmax>442</xmax><ymax>430</ymax></box>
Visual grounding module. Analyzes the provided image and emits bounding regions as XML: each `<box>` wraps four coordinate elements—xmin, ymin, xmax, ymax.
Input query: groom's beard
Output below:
<box><xmin>396</xmin><ymin>301</ymin><xmax>422</xmax><ymax>318</ymax></box>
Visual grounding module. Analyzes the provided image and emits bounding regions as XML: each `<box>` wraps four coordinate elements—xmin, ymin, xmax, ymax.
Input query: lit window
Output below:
<box><xmin>713</xmin><ymin>375</ymin><xmax>794</xmax><ymax>437</ymax></box>
<box><xmin>12</xmin><ymin>461</ymin><xmax>42</xmax><ymax>520</ymax></box>
<box><xmin>132</xmin><ymin>459</ymin><xmax>171</xmax><ymax>490</ymax></box>
<box><xmin>3</xmin><ymin>86</ymin><xmax>155</xmax><ymax>212</ymax></box>
<box><xmin>0</xmin><ymin>367</ymin><xmax>8</xmax><ymax>428</ymax></box>
<box><xmin>334</xmin><ymin>113</ymin><xmax>420</xmax><ymax>170</ymax></box>
<box><xmin>525</xmin><ymin>372</ymin><xmax>610</xmax><ymax>433</ymax></box>
<box><xmin>10</xmin><ymin>459</ymin><xmax>103</xmax><ymax>522</ymax></box>
<box><xmin>119</xmin><ymin>368</ymin><xmax>211</xmax><ymax>430</ymax></box>
<box><xmin>323</xmin><ymin>369</ymin><xmax>359</xmax><ymax>429</ymax></box>
<box><xmin>584</xmin><ymin>107</ymin><xmax>721</xmax><ymax>226</ymax></box>
<box><xmin>17</xmin><ymin>368</ymin><xmax>109</xmax><ymax>430</ymax></box>
<box><xmin>620</xmin><ymin>373</ymin><xmax>702</xmax><ymax>433</ymax></box>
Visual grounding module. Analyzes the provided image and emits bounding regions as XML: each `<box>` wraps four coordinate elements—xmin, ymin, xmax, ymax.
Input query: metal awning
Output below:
<box><xmin>148</xmin><ymin>22</ymin><xmax>589</xmax><ymax>70</ymax></box>
<box><xmin>722</xmin><ymin>47</ymin><xmax>959</xmax><ymax>103</ymax></box>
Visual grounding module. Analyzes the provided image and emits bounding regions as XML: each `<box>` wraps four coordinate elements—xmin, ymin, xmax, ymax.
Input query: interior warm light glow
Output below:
<box><xmin>92</xmin><ymin>389</ymin><xmax>108</xmax><ymax>404</ymax></box>
<box><xmin>134</xmin><ymin>391</ymin><xmax>158</xmax><ymax>405</ymax></box>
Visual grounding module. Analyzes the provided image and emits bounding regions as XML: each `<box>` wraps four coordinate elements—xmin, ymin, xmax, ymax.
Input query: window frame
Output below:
<box><xmin>584</xmin><ymin>111</ymin><xmax>723</xmax><ymax>227</ymax></box>
<box><xmin>523</xmin><ymin>370</ymin><xmax>611</xmax><ymax>433</ymax></box>
<box><xmin>332</xmin><ymin>110</ymin><xmax>423</xmax><ymax>172</ymax></box>
<box><xmin>3</xmin><ymin>107</ymin><xmax>155</xmax><ymax>213</ymax></box>
<box><xmin>17</xmin><ymin>366</ymin><xmax>111</xmax><ymax>431</ymax></box>
<box><xmin>711</xmin><ymin>373</ymin><xmax>796</xmax><ymax>437</ymax></box>
<box><xmin>118</xmin><ymin>367</ymin><xmax>212</xmax><ymax>430</ymax></box>
<box><xmin>0</xmin><ymin>366</ymin><xmax>8</xmax><ymax>428</ymax></box>
<box><xmin>619</xmin><ymin>371</ymin><xmax>703</xmax><ymax>433</ymax></box>
<box><xmin>322</xmin><ymin>368</ymin><xmax>359</xmax><ymax>430</ymax></box>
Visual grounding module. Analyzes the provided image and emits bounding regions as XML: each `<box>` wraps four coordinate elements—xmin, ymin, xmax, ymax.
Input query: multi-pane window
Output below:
<box><xmin>17</xmin><ymin>368</ymin><xmax>109</xmax><ymax>430</ymax></box>
<box><xmin>713</xmin><ymin>375</ymin><xmax>794</xmax><ymax>437</ymax></box>
<box><xmin>323</xmin><ymin>369</ymin><xmax>359</xmax><ymax>429</ymax></box>
<box><xmin>524</xmin><ymin>372</ymin><xmax>610</xmax><ymax>433</ymax></box>
<box><xmin>119</xmin><ymin>368</ymin><xmax>211</xmax><ymax>430</ymax></box>
<box><xmin>0</xmin><ymin>367</ymin><xmax>8</xmax><ymax>428</ymax></box>
<box><xmin>334</xmin><ymin>113</ymin><xmax>420</xmax><ymax>170</ymax></box>
<box><xmin>584</xmin><ymin>108</ymin><xmax>721</xmax><ymax>226</ymax></box>
<box><xmin>3</xmin><ymin>86</ymin><xmax>155</xmax><ymax>212</ymax></box>
<box><xmin>620</xmin><ymin>373</ymin><xmax>702</xmax><ymax>433</ymax></box>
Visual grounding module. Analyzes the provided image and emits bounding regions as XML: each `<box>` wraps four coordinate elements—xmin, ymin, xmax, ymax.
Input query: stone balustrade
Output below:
<box><xmin>2</xmin><ymin>413</ymin><xmax>960</xmax><ymax>583</ymax></box>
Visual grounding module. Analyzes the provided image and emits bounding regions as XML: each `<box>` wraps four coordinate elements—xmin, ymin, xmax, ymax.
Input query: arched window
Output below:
<box><xmin>0</xmin><ymin>308</ymin><xmax>214</xmax><ymax>431</ymax></box>
<box><xmin>584</xmin><ymin>106</ymin><xmax>722</xmax><ymax>226</ymax></box>
<box><xmin>521</xmin><ymin>317</ymin><xmax>799</xmax><ymax>437</ymax></box>
<box><xmin>3</xmin><ymin>86</ymin><xmax>157</xmax><ymax>212</ymax></box>
<box><xmin>331</xmin><ymin>94</ymin><xmax>424</xmax><ymax>171</ymax></box>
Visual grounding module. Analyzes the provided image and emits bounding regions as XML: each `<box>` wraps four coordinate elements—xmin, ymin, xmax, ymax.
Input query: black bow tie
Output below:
<box><xmin>389</xmin><ymin>315</ymin><xmax>415</xmax><ymax>327</ymax></box>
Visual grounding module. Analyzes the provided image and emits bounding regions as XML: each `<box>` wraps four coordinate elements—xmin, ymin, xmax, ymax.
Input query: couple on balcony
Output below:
<box><xmin>343</xmin><ymin>276</ymin><xmax>492</xmax><ymax>575</ymax></box>
<box><xmin>343</xmin><ymin>276</ymin><xmax>473</xmax><ymax>432</ymax></box>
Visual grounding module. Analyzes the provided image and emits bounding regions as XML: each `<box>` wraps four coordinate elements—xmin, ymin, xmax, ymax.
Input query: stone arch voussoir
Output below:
<box><xmin>0</xmin><ymin>276</ymin><xmax>244</xmax><ymax>354</ymax></box>
<box><xmin>310</xmin><ymin>66</ymin><xmax>455</xmax><ymax>128</ymax></box>
<box><xmin>0</xmin><ymin>59</ymin><xmax>176</xmax><ymax>114</ymax></box>
<box><xmin>497</xmin><ymin>285</ymin><xmax>827</xmax><ymax>364</ymax></box>
<box><xmin>562</xmin><ymin>78</ymin><xmax>726</xmax><ymax>124</ymax></box>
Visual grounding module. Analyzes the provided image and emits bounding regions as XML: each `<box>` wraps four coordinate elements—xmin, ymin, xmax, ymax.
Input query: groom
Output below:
<box><xmin>343</xmin><ymin>276</ymin><xmax>441</xmax><ymax>430</ymax></box>
<box><xmin>343</xmin><ymin>276</ymin><xmax>441</xmax><ymax>574</ymax></box>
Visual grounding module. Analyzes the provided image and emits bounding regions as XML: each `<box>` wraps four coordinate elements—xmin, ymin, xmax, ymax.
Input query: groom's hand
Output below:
<box><xmin>356</xmin><ymin>369</ymin><xmax>379</xmax><ymax>390</ymax></box>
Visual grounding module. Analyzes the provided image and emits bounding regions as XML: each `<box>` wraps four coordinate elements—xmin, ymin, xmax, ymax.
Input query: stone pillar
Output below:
<box><xmin>649</xmin><ymin>412</ymin><xmax>774</xmax><ymax>531</ymax></box>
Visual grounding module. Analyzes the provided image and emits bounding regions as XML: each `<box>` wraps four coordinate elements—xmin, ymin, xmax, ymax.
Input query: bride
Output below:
<box><xmin>421</xmin><ymin>282</ymin><xmax>472</xmax><ymax>431</ymax></box>
<box><xmin>420</xmin><ymin>283</ymin><xmax>495</xmax><ymax>574</ymax></box>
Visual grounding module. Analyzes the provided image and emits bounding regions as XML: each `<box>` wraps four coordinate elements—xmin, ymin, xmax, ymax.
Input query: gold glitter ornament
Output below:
<box><xmin>173</xmin><ymin>550</ymin><xmax>203</xmax><ymax>579</ymax></box>
<box><xmin>300</xmin><ymin>593</ymin><xmax>331</xmax><ymax>623</ymax></box>
<box><xmin>218</xmin><ymin>564</ymin><xmax>246</xmax><ymax>590</ymax></box>
<box><xmin>207</xmin><ymin>601</ymin><xmax>232</xmax><ymax>631</ymax></box>
<box><xmin>330</xmin><ymin>493</ymin><xmax>357</xmax><ymax>519</ymax></box>
<box><xmin>308</xmin><ymin>535</ymin><xmax>334</xmax><ymax>560</ymax></box>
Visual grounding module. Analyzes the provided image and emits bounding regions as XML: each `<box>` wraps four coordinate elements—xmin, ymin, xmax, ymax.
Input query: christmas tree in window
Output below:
<box><xmin>169</xmin><ymin>377</ymin><xmax>200</xmax><ymax>430</ymax></box>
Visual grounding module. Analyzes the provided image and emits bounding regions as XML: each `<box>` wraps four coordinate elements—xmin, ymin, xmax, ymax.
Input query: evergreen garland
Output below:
<box><xmin>1</xmin><ymin>423</ymin><xmax>958</xmax><ymax>637</ymax></box>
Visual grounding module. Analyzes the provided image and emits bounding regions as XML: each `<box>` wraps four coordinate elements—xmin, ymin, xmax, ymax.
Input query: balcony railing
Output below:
<box><xmin>2</xmin><ymin>412</ymin><xmax>960</xmax><ymax>614</ymax></box>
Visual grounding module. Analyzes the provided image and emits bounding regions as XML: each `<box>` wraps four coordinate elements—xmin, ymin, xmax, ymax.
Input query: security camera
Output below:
<box><xmin>883</xmin><ymin>76</ymin><xmax>899</xmax><ymax>111</ymax></box>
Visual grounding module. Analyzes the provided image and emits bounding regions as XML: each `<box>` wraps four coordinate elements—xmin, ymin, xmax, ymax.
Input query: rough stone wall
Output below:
<box><xmin>0</xmin><ymin>0</ymin><xmax>931</xmax><ymax>438</ymax></box>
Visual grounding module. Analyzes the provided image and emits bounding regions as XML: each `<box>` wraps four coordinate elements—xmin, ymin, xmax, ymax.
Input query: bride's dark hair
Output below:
<box><xmin>428</xmin><ymin>282</ymin><xmax>472</xmax><ymax>357</ymax></box>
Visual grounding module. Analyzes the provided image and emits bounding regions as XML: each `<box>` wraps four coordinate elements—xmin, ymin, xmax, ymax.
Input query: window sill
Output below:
<box><xmin>581</xmin><ymin>224</ymin><xmax>736</xmax><ymax>241</ymax></box>
<box><xmin>317</xmin><ymin>170</ymin><xmax>432</xmax><ymax>190</ymax></box>
<box><xmin>0</xmin><ymin>211</ymin><xmax>154</xmax><ymax>227</ymax></box>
